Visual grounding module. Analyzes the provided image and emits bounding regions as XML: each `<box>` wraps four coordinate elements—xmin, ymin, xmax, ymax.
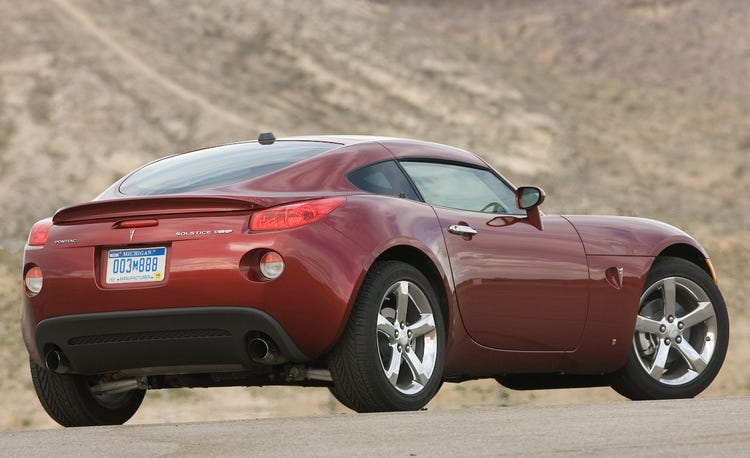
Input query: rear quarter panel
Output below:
<box><xmin>321</xmin><ymin>194</ymin><xmax>456</xmax><ymax>345</ymax></box>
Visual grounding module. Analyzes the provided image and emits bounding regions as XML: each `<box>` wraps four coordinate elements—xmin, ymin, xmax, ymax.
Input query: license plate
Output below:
<box><xmin>106</xmin><ymin>247</ymin><xmax>167</xmax><ymax>284</ymax></box>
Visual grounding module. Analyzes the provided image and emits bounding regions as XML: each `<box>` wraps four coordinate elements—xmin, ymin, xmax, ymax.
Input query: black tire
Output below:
<box><xmin>611</xmin><ymin>257</ymin><xmax>729</xmax><ymax>400</ymax></box>
<box><xmin>326</xmin><ymin>384</ymin><xmax>360</xmax><ymax>412</ymax></box>
<box><xmin>328</xmin><ymin>261</ymin><xmax>445</xmax><ymax>412</ymax></box>
<box><xmin>30</xmin><ymin>360</ymin><xmax>145</xmax><ymax>426</ymax></box>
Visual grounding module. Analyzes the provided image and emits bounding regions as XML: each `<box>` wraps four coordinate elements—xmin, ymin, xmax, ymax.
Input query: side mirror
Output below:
<box><xmin>516</xmin><ymin>186</ymin><xmax>545</xmax><ymax>210</ymax></box>
<box><xmin>515</xmin><ymin>186</ymin><xmax>545</xmax><ymax>230</ymax></box>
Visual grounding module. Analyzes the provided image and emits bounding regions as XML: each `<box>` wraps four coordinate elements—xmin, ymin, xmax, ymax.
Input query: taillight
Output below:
<box><xmin>25</xmin><ymin>266</ymin><xmax>43</xmax><ymax>296</ymax></box>
<box><xmin>250</xmin><ymin>197</ymin><xmax>345</xmax><ymax>231</ymax></box>
<box><xmin>28</xmin><ymin>218</ymin><xmax>53</xmax><ymax>246</ymax></box>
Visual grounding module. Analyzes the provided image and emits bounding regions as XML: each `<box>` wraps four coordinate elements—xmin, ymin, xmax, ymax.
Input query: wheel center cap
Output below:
<box><xmin>397</xmin><ymin>333</ymin><xmax>410</xmax><ymax>346</ymax></box>
<box><xmin>666</xmin><ymin>323</ymin><xmax>680</xmax><ymax>339</ymax></box>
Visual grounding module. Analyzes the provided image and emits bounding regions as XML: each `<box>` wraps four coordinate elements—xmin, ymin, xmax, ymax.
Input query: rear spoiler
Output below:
<box><xmin>53</xmin><ymin>196</ymin><xmax>261</xmax><ymax>224</ymax></box>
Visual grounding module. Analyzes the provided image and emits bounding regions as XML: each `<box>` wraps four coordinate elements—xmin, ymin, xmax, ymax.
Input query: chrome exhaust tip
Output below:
<box><xmin>247</xmin><ymin>337</ymin><xmax>287</xmax><ymax>365</ymax></box>
<box><xmin>44</xmin><ymin>350</ymin><xmax>70</xmax><ymax>374</ymax></box>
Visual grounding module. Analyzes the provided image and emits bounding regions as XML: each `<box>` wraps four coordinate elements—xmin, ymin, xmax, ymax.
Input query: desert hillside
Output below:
<box><xmin>0</xmin><ymin>0</ymin><xmax>747</xmax><ymax>430</ymax></box>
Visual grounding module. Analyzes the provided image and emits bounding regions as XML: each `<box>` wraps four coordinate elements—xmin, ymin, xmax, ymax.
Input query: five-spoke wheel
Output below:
<box><xmin>612</xmin><ymin>257</ymin><xmax>729</xmax><ymax>400</ymax></box>
<box><xmin>376</xmin><ymin>280</ymin><xmax>439</xmax><ymax>395</ymax></box>
<box><xmin>329</xmin><ymin>261</ymin><xmax>445</xmax><ymax>412</ymax></box>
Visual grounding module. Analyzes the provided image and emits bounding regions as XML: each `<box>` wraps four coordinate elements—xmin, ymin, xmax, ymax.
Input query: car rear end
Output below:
<box><xmin>21</xmin><ymin>139</ymin><xmax>370</xmax><ymax>378</ymax></box>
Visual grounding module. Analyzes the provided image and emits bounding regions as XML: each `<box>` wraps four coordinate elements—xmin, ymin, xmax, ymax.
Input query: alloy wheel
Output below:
<box><xmin>376</xmin><ymin>280</ymin><xmax>438</xmax><ymax>395</ymax></box>
<box><xmin>633</xmin><ymin>276</ymin><xmax>718</xmax><ymax>386</ymax></box>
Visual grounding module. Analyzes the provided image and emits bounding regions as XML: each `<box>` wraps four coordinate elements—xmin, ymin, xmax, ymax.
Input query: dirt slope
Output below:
<box><xmin>0</xmin><ymin>0</ymin><xmax>747</xmax><ymax>430</ymax></box>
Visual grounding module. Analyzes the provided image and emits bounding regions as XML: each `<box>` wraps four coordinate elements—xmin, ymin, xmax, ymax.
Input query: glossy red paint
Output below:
<box><xmin>21</xmin><ymin>135</ymin><xmax>715</xmax><ymax>385</ymax></box>
<box><xmin>563</xmin><ymin>215</ymin><xmax>709</xmax><ymax>258</ymax></box>
<box><xmin>434</xmin><ymin>209</ymin><xmax>589</xmax><ymax>352</ymax></box>
<box><xmin>23</xmin><ymin>208</ymin><xmax>366</xmax><ymax>363</ymax></box>
<box><xmin>382</xmin><ymin>138</ymin><xmax>488</xmax><ymax>166</ymax></box>
<box><xmin>567</xmin><ymin>255</ymin><xmax>653</xmax><ymax>372</ymax></box>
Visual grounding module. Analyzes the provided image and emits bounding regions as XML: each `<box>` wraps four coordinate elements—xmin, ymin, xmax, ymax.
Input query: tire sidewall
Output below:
<box><xmin>30</xmin><ymin>360</ymin><xmax>145</xmax><ymax>426</ymax></box>
<box><xmin>75</xmin><ymin>375</ymin><xmax>145</xmax><ymax>424</ymax></box>
<box><xmin>360</xmin><ymin>262</ymin><xmax>446</xmax><ymax>410</ymax></box>
<box><xmin>622</xmin><ymin>257</ymin><xmax>729</xmax><ymax>399</ymax></box>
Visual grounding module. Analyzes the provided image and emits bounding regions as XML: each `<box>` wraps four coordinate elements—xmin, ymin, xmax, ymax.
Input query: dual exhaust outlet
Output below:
<box><xmin>44</xmin><ymin>336</ymin><xmax>291</xmax><ymax>373</ymax></box>
<box><xmin>43</xmin><ymin>339</ymin><xmax>331</xmax><ymax>383</ymax></box>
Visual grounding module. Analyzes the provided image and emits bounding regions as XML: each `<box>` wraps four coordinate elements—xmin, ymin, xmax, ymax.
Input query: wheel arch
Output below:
<box><xmin>373</xmin><ymin>245</ymin><xmax>451</xmax><ymax>332</ymax></box>
<box><xmin>656</xmin><ymin>243</ymin><xmax>715</xmax><ymax>283</ymax></box>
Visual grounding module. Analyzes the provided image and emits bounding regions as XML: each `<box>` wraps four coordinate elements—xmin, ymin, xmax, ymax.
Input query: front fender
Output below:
<box><xmin>562</xmin><ymin>215</ymin><xmax>709</xmax><ymax>258</ymax></box>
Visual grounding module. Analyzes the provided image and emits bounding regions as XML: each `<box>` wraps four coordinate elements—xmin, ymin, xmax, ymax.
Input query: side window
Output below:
<box><xmin>347</xmin><ymin>160</ymin><xmax>420</xmax><ymax>200</ymax></box>
<box><xmin>400</xmin><ymin>161</ymin><xmax>522</xmax><ymax>215</ymax></box>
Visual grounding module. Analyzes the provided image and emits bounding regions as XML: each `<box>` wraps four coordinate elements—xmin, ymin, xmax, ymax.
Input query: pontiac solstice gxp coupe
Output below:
<box><xmin>22</xmin><ymin>134</ymin><xmax>729</xmax><ymax>426</ymax></box>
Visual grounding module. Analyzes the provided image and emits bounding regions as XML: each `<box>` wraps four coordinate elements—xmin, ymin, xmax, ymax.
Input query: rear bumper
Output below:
<box><xmin>33</xmin><ymin>307</ymin><xmax>309</xmax><ymax>375</ymax></box>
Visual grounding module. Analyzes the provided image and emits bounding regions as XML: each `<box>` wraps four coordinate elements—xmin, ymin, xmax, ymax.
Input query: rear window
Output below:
<box><xmin>119</xmin><ymin>141</ymin><xmax>339</xmax><ymax>196</ymax></box>
<box><xmin>346</xmin><ymin>160</ymin><xmax>419</xmax><ymax>200</ymax></box>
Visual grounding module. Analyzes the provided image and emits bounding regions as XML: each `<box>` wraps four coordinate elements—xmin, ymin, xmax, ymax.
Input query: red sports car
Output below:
<box><xmin>22</xmin><ymin>134</ymin><xmax>729</xmax><ymax>426</ymax></box>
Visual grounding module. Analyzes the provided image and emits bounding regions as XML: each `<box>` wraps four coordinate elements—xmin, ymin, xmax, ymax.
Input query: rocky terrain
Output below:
<box><xmin>0</xmin><ymin>0</ymin><xmax>747</xmax><ymax>429</ymax></box>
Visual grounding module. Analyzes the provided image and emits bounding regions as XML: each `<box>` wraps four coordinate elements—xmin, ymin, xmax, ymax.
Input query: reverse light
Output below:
<box><xmin>259</xmin><ymin>251</ymin><xmax>284</xmax><ymax>280</ymax></box>
<box><xmin>250</xmin><ymin>197</ymin><xmax>345</xmax><ymax>231</ymax></box>
<box><xmin>25</xmin><ymin>266</ymin><xmax>43</xmax><ymax>296</ymax></box>
<box><xmin>28</xmin><ymin>218</ymin><xmax>53</xmax><ymax>246</ymax></box>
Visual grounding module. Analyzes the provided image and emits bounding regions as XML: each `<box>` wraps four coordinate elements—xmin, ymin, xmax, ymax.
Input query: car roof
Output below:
<box><xmin>282</xmin><ymin>135</ymin><xmax>401</xmax><ymax>145</ymax></box>
<box><xmin>281</xmin><ymin>135</ymin><xmax>488</xmax><ymax>167</ymax></box>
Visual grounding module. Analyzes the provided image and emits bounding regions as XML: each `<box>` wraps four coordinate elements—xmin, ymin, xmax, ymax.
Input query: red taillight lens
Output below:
<box><xmin>25</xmin><ymin>266</ymin><xmax>43</xmax><ymax>295</ymax></box>
<box><xmin>250</xmin><ymin>197</ymin><xmax>345</xmax><ymax>231</ymax></box>
<box><xmin>28</xmin><ymin>218</ymin><xmax>53</xmax><ymax>246</ymax></box>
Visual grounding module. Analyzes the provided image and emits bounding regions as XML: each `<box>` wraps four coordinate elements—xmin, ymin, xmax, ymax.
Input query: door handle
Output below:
<box><xmin>448</xmin><ymin>224</ymin><xmax>478</xmax><ymax>236</ymax></box>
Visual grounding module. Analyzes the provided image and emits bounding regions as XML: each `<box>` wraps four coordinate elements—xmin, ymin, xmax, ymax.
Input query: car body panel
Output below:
<box><xmin>563</xmin><ymin>215</ymin><xmax>709</xmax><ymax>258</ymax></box>
<box><xmin>433</xmin><ymin>209</ymin><xmax>589</xmax><ymax>352</ymax></box>
<box><xmin>565</xmin><ymin>255</ymin><xmax>653</xmax><ymax>372</ymax></box>
<box><xmin>381</xmin><ymin>138</ymin><xmax>490</xmax><ymax>167</ymax></box>
<box><xmin>53</xmin><ymin>196</ymin><xmax>259</xmax><ymax>224</ymax></box>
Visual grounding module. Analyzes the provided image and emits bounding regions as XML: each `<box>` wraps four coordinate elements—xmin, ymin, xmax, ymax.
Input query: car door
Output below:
<box><xmin>400</xmin><ymin>161</ymin><xmax>589</xmax><ymax>352</ymax></box>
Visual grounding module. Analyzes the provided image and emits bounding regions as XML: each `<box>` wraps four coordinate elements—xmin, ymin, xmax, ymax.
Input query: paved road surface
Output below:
<box><xmin>2</xmin><ymin>397</ymin><xmax>749</xmax><ymax>457</ymax></box>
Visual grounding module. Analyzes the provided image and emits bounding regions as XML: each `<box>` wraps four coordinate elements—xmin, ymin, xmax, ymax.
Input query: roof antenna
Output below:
<box><xmin>258</xmin><ymin>132</ymin><xmax>276</xmax><ymax>145</ymax></box>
